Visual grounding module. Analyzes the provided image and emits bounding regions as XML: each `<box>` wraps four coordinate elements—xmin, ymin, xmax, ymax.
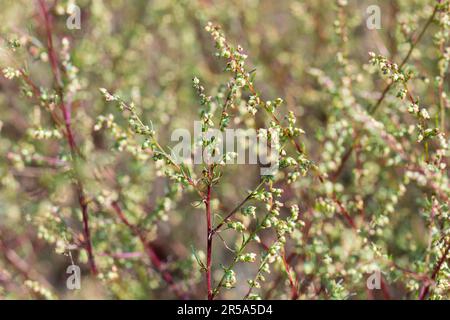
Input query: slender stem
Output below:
<box><xmin>333</xmin><ymin>196</ymin><xmax>356</xmax><ymax>229</ymax></box>
<box><xmin>418</xmin><ymin>240</ymin><xmax>450</xmax><ymax>300</ymax></box>
<box><xmin>0</xmin><ymin>235</ymin><xmax>52</xmax><ymax>290</ymax></box>
<box><xmin>243</xmin><ymin>247</ymin><xmax>273</xmax><ymax>300</ymax></box>
<box><xmin>116</xmin><ymin>99</ymin><xmax>204</xmax><ymax>199</ymax></box>
<box><xmin>380</xmin><ymin>276</ymin><xmax>391</xmax><ymax>300</ymax></box>
<box><xmin>264</xmin><ymin>252</ymin><xmax>296</xmax><ymax>299</ymax></box>
<box><xmin>330</xmin><ymin>145</ymin><xmax>354</xmax><ymax>181</ymax></box>
<box><xmin>205</xmin><ymin>184</ymin><xmax>213</xmax><ymax>300</ymax></box>
<box><xmin>281</xmin><ymin>250</ymin><xmax>299</xmax><ymax>300</ymax></box>
<box><xmin>332</xmin><ymin>3</ymin><xmax>439</xmax><ymax>181</ymax></box>
<box><xmin>211</xmin><ymin>180</ymin><xmax>265</xmax><ymax>235</ymax></box>
<box><xmin>212</xmin><ymin>212</ymin><xmax>271</xmax><ymax>298</ymax></box>
<box><xmin>437</xmin><ymin>24</ymin><xmax>446</xmax><ymax>134</ymax></box>
<box><xmin>78</xmin><ymin>190</ymin><xmax>97</xmax><ymax>275</ymax></box>
<box><xmin>20</xmin><ymin>69</ymin><xmax>65</xmax><ymax>134</ymax></box>
<box><xmin>212</xmin><ymin>183</ymin><xmax>272</xmax><ymax>299</ymax></box>
<box><xmin>111</xmin><ymin>201</ymin><xmax>186</xmax><ymax>299</ymax></box>
<box><xmin>234</xmin><ymin>52</ymin><xmax>305</xmax><ymax>156</ymax></box>
<box><xmin>37</xmin><ymin>0</ymin><xmax>97</xmax><ymax>275</ymax></box>
<box><xmin>370</xmin><ymin>4</ymin><xmax>439</xmax><ymax>115</ymax></box>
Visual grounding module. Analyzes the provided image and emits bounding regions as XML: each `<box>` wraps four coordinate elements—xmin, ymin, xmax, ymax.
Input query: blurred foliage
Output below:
<box><xmin>0</xmin><ymin>0</ymin><xmax>449</xmax><ymax>300</ymax></box>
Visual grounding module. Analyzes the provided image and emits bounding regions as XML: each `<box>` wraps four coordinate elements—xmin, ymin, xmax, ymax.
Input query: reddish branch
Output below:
<box><xmin>110</xmin><ymin>201</ymin><xmax>186</xmax><ymax>299</ymax></box>
<box><xmin>418</xmin><ymin>240</ymin><xmax>450</xmax><ymax>300</ymax></box>
<box><xmin>20</xmin><ymin>70</ymin><xmax>65</xmax><ymax>129</ymax></box>
<box><xmin>333</xmin><ymin>196</ymin><xmax>357</xmax><ymax>229</ymax></box>
<box><xmin>331</xmin><ymin>4</ymin><xmax>440</xmax><ymax>181</ymax></box>
<box><xmin>205</xmin><ymin>184</ymin><xmax>213</xmax><ymax>300</ymax></box>
<box><xmin>0</xmin><ymin>235</ymin><xmax>52</xmax><ymax>295</ymax></box>
<box><xmin>380</xmin><ymin>276</ymin><xmax>392</xmax><ymax>300</ymax></box>
<box><xmin>36</xmin><ymin>0</ymin><xmax>97</xmax><ymax>275</ymax></box>
<box><xmin>265</xmin><ymin>252</ymin><xmax>297</xmax><ymax>299</ymax></box>
<box><xmin>281</xmin><ymin>251</ymin><xmax>299</xmax><ymax>300</ymax></box>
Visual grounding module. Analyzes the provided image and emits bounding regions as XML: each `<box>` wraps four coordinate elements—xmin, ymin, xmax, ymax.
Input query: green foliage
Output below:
<box><xmin>0</xmin><ymin>0</ymin><xmax>449</xmax><ymax>300</ymax></box>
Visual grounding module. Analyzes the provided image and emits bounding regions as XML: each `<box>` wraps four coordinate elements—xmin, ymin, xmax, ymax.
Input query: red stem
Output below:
<box><xmin>37</xmin><ymin>0</ymin><xmax>62</xmax><ymax>87</ymax></box>
<box><xmin>333</xmin><ymin>196</ymin><xmax>356</xmax><ymax>229</ymax></box>
<box><xmin>78</xmin><ymin>191</ymin><xmax>97</xmax><ymax>275</ymax></box>
<box><xmin>380</xmin><ymin>276</ymin><xmax>391</xmax><ymax>300</ymax></box>
<box><xmin>281</xmin><ymin>251</ymin><xmax>299</xmax><ymax>300</ymax></box>
<box><xmin>0</xmin><ymin>236</ymin><xmax>52</xmax><ymax>290</ymax></box>
<box><xmin>205</xmin><ymin>184</ymin><xmax>213</xmax><ymax>300</ymax></box>
<box><xmin>37</xmin><ymin>0</ymin><xmax>97</xmax><ymax>275</ymax></box>
<box><xmin>418</xmin><ymin>241</ymin><xmax>450</xmax><ymax>300</ymax></box>
<box><xmin>111</xmin><ymin>201</ymin><xmax>186</xmax><ymax>299</ymax></box>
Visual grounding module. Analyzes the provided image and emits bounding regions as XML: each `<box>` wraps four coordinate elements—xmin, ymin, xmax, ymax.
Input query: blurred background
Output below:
<box><xmin>0</xmin><ymin>0</ymin><xmax>448</xmax><ymax>299</ymax></box>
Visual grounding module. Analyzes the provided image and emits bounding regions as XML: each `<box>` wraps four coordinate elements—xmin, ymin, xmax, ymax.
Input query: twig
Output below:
<box><xmin>331</xmin><ymin>3</ymin><xmax>440</xmax><ymax>181</ymax></box>
<box><xmin>110</xmin><ymin>201</ymin><xmax>186</xmax><ymax>299</ymax></box>
<box><xmin>418</xmin><ymin>240</ymin><xmax>450</xmax><ymax>300</ymax></box>
<box><xmin>211</xmin><ymin>180</ymin><xmax>265</xmax><ymax>235</ymax></box>
<box><xmin>0</xmin><ymin>235</ymin><xmax>53</xmax><ymax>295</ymax></box>
<box><xmin>36</xmin><ymin>0</ymin><xmax>98</xmax><ymax>275</ymax></box>
<box><xmin>205</xmin><ymin>184</ymin><xmax>213</xmax><ymax>300</ymax></box>
<box><xmin>281</xmin><ymin>250</ymin><xmax>299</xmax><ymax>300</ymax></box>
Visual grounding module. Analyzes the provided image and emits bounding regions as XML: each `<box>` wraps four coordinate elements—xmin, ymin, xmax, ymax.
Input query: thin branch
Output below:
<box><xmin>211</xmin><ymin>180</ymin><xmax>265</xmax><ymax>235</ymax></box>
<box><xmin>281</xmin><ymin>250</ymin><xmax>299</xmax><ymax>300</ymax></box>
<box><xmin>36</xmin><ymin>0</ymin><xmax>97</xmax><ymax>275</ymax></box>
<box><xmin>110</xmin><ymin>201</ymin><xmax>187</xmax><ymax>299</ymax></box>
<box><xmin>205</xmin><ymin>184</ymin><xmax>213</xmax><ymax>300</ymax></box>
<box><xmin>331</xmin><ymin>3</ymin><xmax>440</xmax><ymax>181</ymax></box>
<box><xmin>418</xmin><ymin>240</ymin><xmax>450</xmax><ymax>300</ymax></box>
<box><xmin>0</xmin><ymin>235</ymin><xmax>53</xmax><ymax>297</ymax></box>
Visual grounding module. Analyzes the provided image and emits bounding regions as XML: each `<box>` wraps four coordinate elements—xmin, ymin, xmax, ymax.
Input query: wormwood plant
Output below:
<box><xmin>0</xmin><ymin>0</ymin><xmax>449</xmax><ymax>300</ymax></box>
<box><xmin>98</xmin><ymin>21</ymin><xmax>315</xmax><ymax>300</ymax></box>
